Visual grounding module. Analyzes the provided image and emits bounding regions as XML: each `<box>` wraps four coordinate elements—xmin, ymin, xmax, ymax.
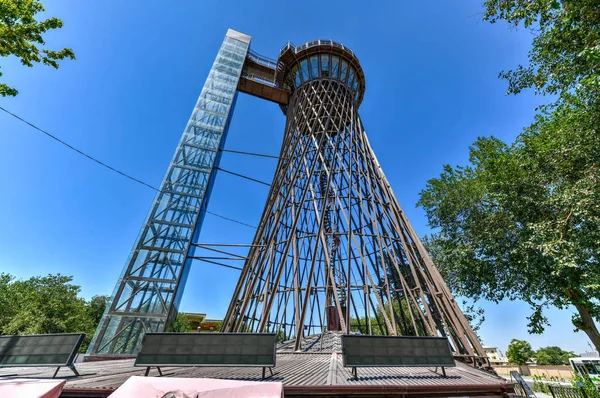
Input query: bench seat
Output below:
<box><xmin>0</xmin><ymin>333</ymin><xmax>85</xmax><ymax>378</ymax></box>
<box><xmin>341</xmin><ymin>335</ymin><xmax>456</xmax><ymax>379</ymax></box>
<box><xmin>135</xmin><ymin>332</ymin><xmax>277</xmax><ymax>379</ymax></box>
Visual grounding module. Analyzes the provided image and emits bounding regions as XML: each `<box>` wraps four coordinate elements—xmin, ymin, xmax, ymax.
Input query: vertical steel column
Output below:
<box><xmin>88</xmin><ymin>30</ymin><xmax>251</xmax><ymax>355</ymax></box>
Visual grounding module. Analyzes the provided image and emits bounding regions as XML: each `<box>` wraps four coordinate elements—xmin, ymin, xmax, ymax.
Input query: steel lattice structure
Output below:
<box><xmin>88</xmin><ymin>30</ymin><xmax>251</xmax><ymax>355</ymax></box>
<box><xmin>89</xmin><ymin>30</ymin><xmax>486</xmax><ymax>362</ymax></box>
<box><xmin>222</xmin><ymin>40</ymin><xmax>485</xmax><ymax>358</ymax></box>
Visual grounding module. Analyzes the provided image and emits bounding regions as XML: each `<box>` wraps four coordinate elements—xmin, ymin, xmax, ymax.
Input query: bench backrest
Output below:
<box><xmin>135</xmin><ymin>333</ymin><xmax>277</xmax><ymax>367</ymax></box>
<box><xmin>341</xmin><ymin>335</ymin><xmax>455</xmax><ymax>367</ymax></box>
<box><xmin>0</xmin><ymin>333</ymin><xmax>85</xmax><ymax>367</ymax></box>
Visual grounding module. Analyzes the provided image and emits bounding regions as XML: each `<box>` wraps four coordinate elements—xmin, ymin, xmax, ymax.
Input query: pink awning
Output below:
<box><xmin>0</xmin><ymin>378</ymin><xmax>66</xmax><ymax>398</ymax></box>
<box><xmin>109</xmin><ymin>376</ymin><xmax>283</xmax><ymax>398</ymax></box>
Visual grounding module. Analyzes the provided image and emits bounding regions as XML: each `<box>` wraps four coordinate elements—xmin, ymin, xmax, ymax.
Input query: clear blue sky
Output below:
<box><xmin>0</xmin><ymin>1</ymin><xmax>594</xmax><ymax>355</ymax></box>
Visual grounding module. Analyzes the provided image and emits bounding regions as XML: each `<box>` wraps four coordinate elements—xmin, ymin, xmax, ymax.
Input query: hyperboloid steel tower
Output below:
<box><xmin>89</xmin><ymin>29</ymin><xmax>485</xmax><ymax>362</ymax></box>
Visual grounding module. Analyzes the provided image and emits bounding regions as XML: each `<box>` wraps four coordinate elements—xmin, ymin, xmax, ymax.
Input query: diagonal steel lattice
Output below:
<box><xmin>86</xmin><ymin>31</ymin><xmax>487</xmax><ymax>361</ymax></box>
<box><xmin>222</xmin><ymin>76</ymin><xmax>484</xmax><ymax>357</ymax></box>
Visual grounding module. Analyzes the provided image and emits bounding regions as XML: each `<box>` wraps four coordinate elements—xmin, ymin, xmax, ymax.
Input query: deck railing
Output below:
<box><xmin>279</xmin><ymin>39</ymin><xmax>355</xmax><ymax>58</ymax></box>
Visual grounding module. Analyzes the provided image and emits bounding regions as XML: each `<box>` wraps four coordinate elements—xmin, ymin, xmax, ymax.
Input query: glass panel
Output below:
<box><xmin>348</xmin><ymin>75</ymin><xmax>354</xmax><ymax>90</ymax></box>
<box><xmin>331</xmin><ymin>56</ymin><xmax>340</xmax><ymax>78</ymax></box>
<box><xmin>292</xmin><ymin>65</ymin><xmax>301</xmax><ymax>87</ymax></box>
<box><xmin>88</xmin><ymin>31</ymin><xmax>250</xmax><ymax>356</ymax></box>
<box><xmin>300</xmin><ymin>59</ymin><xmax>309</xmax><ymax>81</ymax></box>
<box><xmin>310</xmin><ymin>56</ymin><xmax>319</xmax><ymax>79</ymax></box>
<box><xmin>340</xmin><ymin>60</ymin><xmax>348</xmax><ymax>83</ymax></box>
<box><xmin>320</xmin><ymin>54</ymin><xmax>329</xmax><ymax>77</ymax></box>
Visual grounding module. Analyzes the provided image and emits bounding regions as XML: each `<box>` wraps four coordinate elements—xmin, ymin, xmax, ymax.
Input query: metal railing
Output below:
<box><xmin>547</xmin><ymin>385</ymin><xmax>589</xmax><ymax>398</ymax></box>
<box><xmin>511</xmin><ymin>371</ymin><xmax>537</xmax><ymax>398</ymax></box>
<box><xmin>246</xmin><ymin>49</ymin><xmax>277</xmax><ymax>70</ymax></box>
<box><xmin>510</xmin><ymin>371</ymin><xmax>598</xmax><ymax>398</ymax></box>
<box><xmin>240</xmin><ymin>71</ymin><xmax>278</xmax><ymax>88</ymax></box>
<box><xmin>279</xmin><ymin>39</ymin><xmax>356</xmax><ymax>58</ymax></box>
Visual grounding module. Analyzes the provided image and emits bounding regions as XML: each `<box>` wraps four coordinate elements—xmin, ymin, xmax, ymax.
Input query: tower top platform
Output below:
<box><xmin>276</xmin><ymin>39</ymin><xmax>366</xmax><ymax>107</ymax></box>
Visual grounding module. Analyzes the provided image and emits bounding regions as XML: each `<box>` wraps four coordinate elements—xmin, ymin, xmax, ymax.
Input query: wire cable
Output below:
<box><xmin>190</xmin><ymin>257</ymin><xmax>243</xmax><ymax>271</ymax></box>
<box><xmin>219</xmin><ymin>148</ymin><xmax>282</xmax><ymax>160</ymax></box>
<box><xmin>0</xmin><ymin>105</ymin><xmax>160</xmax><ymax>192</ymax></box>
<box><xmin>0</xmin><ymin>106</ymin><xmax>258</xmax><ymax>229</ymax></box>
<box><xmin>205</xmin><ymin>210</ymin><xmax>256</xmax><ymax>229</ymax></box>
<box><xmin>216</xmin><ymin>167</ymin><xmax>271</xmax><ymax>187</ymax></box>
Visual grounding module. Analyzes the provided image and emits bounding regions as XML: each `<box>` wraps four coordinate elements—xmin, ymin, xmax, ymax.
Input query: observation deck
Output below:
<box><xmin>276</xmin><ymin>39</ymin><xmax>366</xmax><ymax>107</ymax></box>
<box><xmin>237</xmin><ymin>39</ymin><xmax>366</xmax><ymax>110</ymax></box>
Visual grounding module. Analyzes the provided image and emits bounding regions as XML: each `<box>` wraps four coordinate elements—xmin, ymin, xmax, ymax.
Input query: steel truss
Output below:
<box><xmin>87</xmin><ymin>30</ymin><xmax>251</xmax><ymax>355</ymax></box>
<box><xmin>222</xmin><ymin>76</ymin><xmax>485</xmax><ymax>357</ymax></box>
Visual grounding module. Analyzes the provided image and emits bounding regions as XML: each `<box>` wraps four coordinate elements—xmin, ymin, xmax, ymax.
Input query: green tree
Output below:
<box><xmin>0</xmin><ymin>273</ymin><xmax>16</xmax><ymax>332</ymax></box>
<box><xmin>350</xmin><ymin>316</ymin><xmax>385</xmax><ymax>335</ymax></box>
<box><xmin>507</xmin><ymin>339</ymin><xmax>534</xmax><ymax>365</ymax></box>
<box><xmin>418</xmin><ymin>0</ymin><xmax>600</xmax><ymax>352</ymax></box>
<box><xmin>348</xmin><ymin>298</ymin><xmax>430</xmax><ymax>337</ymax></box>
<box><xmin>535</xmin><ymin>346</ymin><xmax>575</xmax><ymax>365</ymax></box>
<box><xmin>0</xmin><ymin>0</ymin><xmax>75</xmax><ymax>96</ymax></box>
<box><xmin>85</xmin><ymin>295</ymin><xmax>109</xmax><ymax>328</ymax></box>
<box><xmin>572</xmin><ymin>375</ymin><xmax>600</xmax><ymax>397</ymax></box>
<box><xmin>81</xmin><ymin>294</ymin><xmax>109</xmax><ymax>352</ymax></box>
<box><xmin>0</xmin><ymin>273</ymin><xmax>109</xmax><ymax>352</ymax></box>
<box><xmin>483</xmin><ymin>0</ymin><xmax>599</xmax><ymax>103</ymax></box>
<box><xmin>169</xmin><ymin>313</ymin><xmax>194</xmax><ymax>332</ymax></box>
<box><xmin>418</xmin><ymin>95</ymin><xmax>600</xmax><ymax>351</ymax></box>
<box><xmin>2</xmin><ymin>273</ymin><xmax>88</xmax><ymax>335</ymax></box>
<box><xmin>276</xmin><ymin>329</ymin><xmax>286</xmax><ymax>343</ymax></box>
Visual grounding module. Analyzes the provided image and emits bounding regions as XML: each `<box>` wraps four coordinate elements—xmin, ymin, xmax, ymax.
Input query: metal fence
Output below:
<box><xmin>547</xmin><ymin>385</ymin><xmax>590</xmax><ymax>398</ymax></box>
<box><xmin>510</xmin><ymin>370</ymin><xmax>598</xmax><ymax>398</ymax></box>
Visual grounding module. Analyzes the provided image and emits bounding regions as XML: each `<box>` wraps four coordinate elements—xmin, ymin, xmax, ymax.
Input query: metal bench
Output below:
<box><xmin>135</xmin><ymin>332</ymin><xmax>277</xmax><ymax>379</ymax></box>
<box><xmin>0</xmin><ymin>333</ymin><xmax>85</xmax><ymax>378</ymax></box>
<box><xmin>341</xmin><ymin>335</ymin><xmax>456</xmax><ymax>380</ymax></box>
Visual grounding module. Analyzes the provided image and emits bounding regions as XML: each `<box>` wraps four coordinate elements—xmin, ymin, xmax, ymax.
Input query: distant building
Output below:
<box><xmin>483</xmin><ymin>346</ymin><xmax>509</xmax><ymax>366</ymax></box>
<box><xmin>181</xmin><ymin>312</ymin><xmax>222</xmax><ymax>332</ymax></box>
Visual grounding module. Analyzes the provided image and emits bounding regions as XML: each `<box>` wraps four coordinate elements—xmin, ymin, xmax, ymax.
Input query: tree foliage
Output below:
<box><xmin>169</xmin><ymin>313</ymin><xmax>194</xmax><ymax>332</ymax></box>
<box><xmin>483</xmin><ymin>0</ymin><xmax>600</xmax><ymax>102</ymax></box>
<box><xmin>507</xmin><ymin>339</ymin><xmax>534</xmax><ymax>365</ymax></box>
<box><xmin>85</xmin><ymin>294</ymin><xmax>109</xmax><ymax>329</ymax></box>
<box><xmin>418</xmin><ymin>98</ymin><xmax>600</xmax><ymax>350</ymax></box>
<box><xmin>0</xmin><ymin>273</ymin><xmax>108</xmax><ymax>352</ymax></box>
<box><xmin>0</xmin><ymin>0</ymin><xmax>75</xmax><ymax>96</ymax></box>
<box><xmin>534</xmin><ymin>346</ymin><xmax>575</xmax><ymax>365</ymax></box>
<box><xmin>418</xmin><ymin>0</ymin><xmax>600</xmax><ymax>353</ymax></box>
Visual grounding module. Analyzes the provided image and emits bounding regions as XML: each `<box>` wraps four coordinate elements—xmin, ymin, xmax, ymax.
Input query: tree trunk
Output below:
<box><xmin>572</xmin><ymin>301</ymin><xmax>600</xmax><ymax>353</ymax></box>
